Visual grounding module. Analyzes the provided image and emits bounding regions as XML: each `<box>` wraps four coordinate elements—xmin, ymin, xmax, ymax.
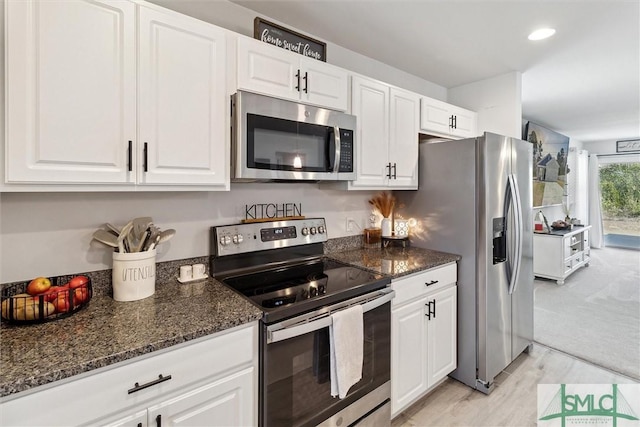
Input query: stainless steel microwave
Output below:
<box><xmin>231</xmin><ymin>91</ymin><xmax>356</xmax><ymax>182</ymax></box>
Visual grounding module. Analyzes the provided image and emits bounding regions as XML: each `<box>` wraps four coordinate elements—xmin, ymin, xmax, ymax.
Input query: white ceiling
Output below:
<box><xmin>232</xmin><ymin>0</ymin><xmax>640</xmax><ymax>144</ymax></box>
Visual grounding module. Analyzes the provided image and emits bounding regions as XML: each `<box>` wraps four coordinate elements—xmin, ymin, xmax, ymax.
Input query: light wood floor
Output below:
<box><xmin>391</xmin><ymin>344</ymin><xmax>638</xmax><ymax>427</ymax></box>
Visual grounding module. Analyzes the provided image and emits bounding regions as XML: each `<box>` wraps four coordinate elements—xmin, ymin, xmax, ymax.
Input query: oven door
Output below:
<box><xmin>261</xmin><ymin>289</ymin><xmax>393</xmax><ymax>427</ymax></box>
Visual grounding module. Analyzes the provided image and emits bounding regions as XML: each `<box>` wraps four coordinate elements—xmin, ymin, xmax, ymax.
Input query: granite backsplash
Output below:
<box><xmin>1</xmin><ymin>236</ymin><xmax>365</xmax><ymax>297</ymax></box>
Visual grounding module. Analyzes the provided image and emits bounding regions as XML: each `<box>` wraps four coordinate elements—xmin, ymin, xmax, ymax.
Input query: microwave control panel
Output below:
<box><xmin>338</xmin><ymin>129</ymin><xmax>354</xmax><ymax>172</ymax></box>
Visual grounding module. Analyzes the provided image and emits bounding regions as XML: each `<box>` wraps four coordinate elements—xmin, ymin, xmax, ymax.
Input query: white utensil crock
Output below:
<box><xmin>112</xmin><ymin>249</ymin><xmax>156</xmax><ymax>302</ymax></box>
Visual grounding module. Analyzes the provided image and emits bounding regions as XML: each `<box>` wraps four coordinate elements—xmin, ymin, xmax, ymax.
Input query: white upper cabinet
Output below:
<box><xmin>236</xmin><ymin>36</ymin><xmax>348</xmax><ymax>111</ymax></box>
<box><xmin>4</xmin><ymin>0</ymin><xmax>229</xmax><ymax>190</ymax></box>
<box><xmin>420</xmin><ymin>97</ymin><xmax>477</xmax><ymax>139</ymax></box>
<box><xmin>5</xmin><ymin>0</ymin><xmax>137</xmax><ymax>184</ymax></box>
<box><xmin>349</xmin><ymin>76</ymin><xmax>419</xmax><ymax>190</ymax></box>
<box><xmin>389</xmin><ymin>87</ymin><xmax>419</xmax><ymax>188</ymax></box>
<box><xmin>138</xmin><ymin>6</ymin><xmax>228</xmax><ymax>187</ymax></box>
<box><xmin>350</xmin><ymin>76</ymin><xmax>389</xmax><ymax>188</ymax></box>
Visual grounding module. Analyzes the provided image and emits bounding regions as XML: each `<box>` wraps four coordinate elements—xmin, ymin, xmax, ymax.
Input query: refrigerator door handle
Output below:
<box><xmin>507</xmin><ymin>174</ymin><xmax>523</xmax><ymax>295</ymax></box>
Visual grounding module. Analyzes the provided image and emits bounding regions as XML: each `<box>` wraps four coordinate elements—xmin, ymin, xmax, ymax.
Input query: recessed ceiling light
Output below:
<box><xmin>528</xmin><ymin>28</ymin><xmax>556</xmax><ymax>41</ymax></box>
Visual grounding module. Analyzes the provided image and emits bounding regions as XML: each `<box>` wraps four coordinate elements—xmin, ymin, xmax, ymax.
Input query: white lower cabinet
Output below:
<box><xmin>0</xmin><ymin>323</ymin><xmax>258</xmax><ymax>427</ymax></box>
<box><xmin>100</xmin><ymin>368</ymin><xmax>254</xmax><ymax>427</ymax></box>
<box><xmin>391</xmin><ymin>264</ymin><xmax>457</xmax><ymax>417</ymax></box>
<box><xmin>101</xmin><ymin>410</ymin><xmax>148</xmax><ymax>427</ymax></box>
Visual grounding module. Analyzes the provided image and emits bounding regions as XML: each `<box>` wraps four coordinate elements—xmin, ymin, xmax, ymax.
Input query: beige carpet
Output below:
<box><xmin>534</xmin><ymin>246</ymin><xmax>640</xmax><ymax>379</ymax></box>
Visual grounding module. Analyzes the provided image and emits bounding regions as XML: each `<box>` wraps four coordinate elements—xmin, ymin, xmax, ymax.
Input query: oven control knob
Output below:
<box><xmin>301</xmin><ymin>227</ymin><xmax>309</xmax><ymax>236</ymax></box>
<box><xmin>310</xmin><ymin>227</ymin><xmax>317</xmax><ymax>235</ymax></box>
<box><xmin>232</xmin><ymin>234</ymin><xmax>244</xmax><ymax>244</ymax></box>
<box><xmin>220</xmin><ymin>235</ymin><xmax>232</xmax><ymax>246</ymax></box>
<box><xmin>318</xmin><ymin>226</ymin><xmax>325</xmax><ymax>234</ymax></box>
<box><xmin>309</xmin><ymin>286</ymin><xmax>318</xmax><ymax>297</ymax></box>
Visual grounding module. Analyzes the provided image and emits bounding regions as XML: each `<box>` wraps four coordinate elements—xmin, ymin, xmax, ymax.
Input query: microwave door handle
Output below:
<box><xmin>332</xmin><ymin>126</ymin><xmax>341</xmax><ymax>173</ymax></box>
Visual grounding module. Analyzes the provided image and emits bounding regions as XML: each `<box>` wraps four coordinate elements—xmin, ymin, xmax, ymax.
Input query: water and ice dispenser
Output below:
<box><xmin>492</xmin><ymin>217</ymin><xmax>506</xmax><ymax>264</ymax></box>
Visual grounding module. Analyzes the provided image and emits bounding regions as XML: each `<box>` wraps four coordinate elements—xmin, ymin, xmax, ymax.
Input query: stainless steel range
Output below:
<box><xmin>211</xmin><ymin>218</ymin><xmax>393</xmax><ymax>427</ymax></box>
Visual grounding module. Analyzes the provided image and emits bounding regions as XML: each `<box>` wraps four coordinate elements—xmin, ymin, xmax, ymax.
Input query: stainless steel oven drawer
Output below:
<box><xmin>315</xmin><ymin>382</ymin><xmax>390</xmax><ymax>427</ymax></box>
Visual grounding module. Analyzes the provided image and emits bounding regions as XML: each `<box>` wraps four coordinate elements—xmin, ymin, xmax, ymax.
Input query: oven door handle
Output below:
<box><xmin>266</xmin><ymin>288</ymin><xmax>395</xmax><ymax>344</ymax></box>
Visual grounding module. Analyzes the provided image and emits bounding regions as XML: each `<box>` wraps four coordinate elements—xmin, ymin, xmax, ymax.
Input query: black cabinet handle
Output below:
<box><xmin>303</xmin><ymin>71</ymin><xmax>308</xmax><ymax>93</ymax></box>
<box><xmin>127</xmin><ymin>141</ymin><xmax>133</xmax><ymax>172</ymax></box>
<box><xmin>453</xmin><ymin>115</ymin><xmax>457</xmax><ymax>129</ymax></box>
<box><xmin>143</xmin><ymin>142</ymin><xmax>148</xmax><ymax>172</ymax></box>
<box><xmin>128</xmin><ymin>374</ymin><xmax>172</xmax><ymax>394</ymax></box>
<box><xmin>295</xmin><ymin>69</ymin><xmax>301</xmax><ymax>91</ymax></box>
<box><xmin>138</xmin><ymin>423</ymin><xmax>142</xmax><ymax>427</ymax></box>
<box><xmin>392</xmin><ymin>163</ymin><xmax>397</xmax><ymax>179</ymax></box>
<box><xmin>425</xmin><ymin>280</ymin><xmax>438</xmax><ymax>286</ymax></box>
<box><xmin>156</xmin><ymin>414</ymin><xmax>161</xmax><ymax>427</ymax></box>
<box><xmin>425</xmin><ymin>299</ymin><xmax>436</xmax><ymax>319</ymax></box>
<box><xmin>449</xmin><ymin>115</ymin><xmax>453</xmax><ymax>128</ymax></box>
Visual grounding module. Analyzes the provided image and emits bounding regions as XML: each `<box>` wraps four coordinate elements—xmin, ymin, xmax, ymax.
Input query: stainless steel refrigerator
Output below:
<box><xmin>397</xmin><ymin>132</ymin><xmax>533</xmax><ymax>394</ymax></box>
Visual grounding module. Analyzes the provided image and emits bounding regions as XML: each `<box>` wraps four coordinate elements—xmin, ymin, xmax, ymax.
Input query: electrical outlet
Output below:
<box><xmin>346</xmin><ymin>217</ymin><xmax>355</xmax><ymax>232</ymax></box>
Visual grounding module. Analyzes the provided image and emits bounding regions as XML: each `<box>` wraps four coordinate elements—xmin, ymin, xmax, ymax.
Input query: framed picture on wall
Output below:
<box><xmin>524</xmin><ymin>122</ymin><xmax>570</xmax><ymax>208</ymax></box>
<box><xmin>616</xmin><ymin>139</ymin><xmax>640</xmax><ymax>153</ymax></box>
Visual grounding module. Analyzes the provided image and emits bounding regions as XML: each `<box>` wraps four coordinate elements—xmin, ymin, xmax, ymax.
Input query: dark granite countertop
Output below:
<box><xmin>327</xmin><ymin>246</ymin><xmax>460</xmax><ymax>279</ymax></box>
<box><xmin>0</xmin><ymin>277</ymin><xmax>263</xmax><ymax>398</ymax></box>
<box><xmin>0</xmin><ymin>245</ymin><xmax>459</xmax><ymax>399</ymax></box>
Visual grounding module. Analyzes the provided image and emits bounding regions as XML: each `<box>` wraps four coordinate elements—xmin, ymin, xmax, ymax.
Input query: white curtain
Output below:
<box><xmin>588</xmin><ymin>155</ymin><xmax>605</xmax><ymax>248</ymax></box>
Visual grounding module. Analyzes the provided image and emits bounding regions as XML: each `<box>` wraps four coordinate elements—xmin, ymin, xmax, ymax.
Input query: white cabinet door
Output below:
<box><xmin>147</xmin><ymin>368</ymin><xmax>255</xmax><ymax>427</ymax></box>
<box><xmin>236</xmin><ymin>36</ymin><xmax>348</xmax><ymax>111</ymax></box>
<box><xmin>420</xmin><ymin>97</ymin><xmax>452</xmax><ymax>136</ymax></box>
<box><xmin>389</xmin><ymin>88</ymin><xmax>419</xmax><ymax>189</ymax></box>
<box><xmin>5</xmin><ymin>0</ymin><xmax>136</xmax><ymax>184</ymax></box>
<box><xmin>300</xmin><ymin>57</ymin><xmax>348</xmax><ymax>111</ymax></box>
<box><xmin>420</xmin><ymin>97</ymin><xmax>477</xmax><ymax>139</ymax></box>
<box><xmin>138</xmin><ymin>7</ymin><xmax>228</xmax><ymax>187</ymax></box>
<box><xmin>426</xmin><ymin>286</ymin><xmax>457</xmax><ymax>388</ymax></box>
<box><xmin>350</xmin><ymin>76</ymin><xmax>389</xmax><ymax>188</ymax></box>
<box><xmin>391</xmin><ymin>297</ymin><xmax>428</xmax><ymax>417</ymax></box>
<box><xmin>449</xmin><ymin>105</ymin><xmax>477</xmax><ymax>138</ymax></box>
<box><xmin>237</xmin><ymin>36</ymin><xmax>299</xmax><ymax>102</ymax></box>
<box><xmin>102</xmin><ymin>410</ymin><xmax>148</xmax><ymax>427</ymax></box>
<box><xmin>349</xmin><ymin>78</ymin><xmax>419</xmax><ymax>190</ymax></box>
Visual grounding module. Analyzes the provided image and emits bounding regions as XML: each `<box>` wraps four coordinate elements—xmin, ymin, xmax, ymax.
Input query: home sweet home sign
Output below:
<box><xmin>254</xmin><ymin>18</ymin><xmax>326</xmax><ymax>61</ymax></box>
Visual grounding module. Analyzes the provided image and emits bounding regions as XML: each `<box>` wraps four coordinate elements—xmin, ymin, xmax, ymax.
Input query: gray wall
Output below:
<box><xmin>0</xmin><ymin>0</ymin><xmax>449</xmax><ymax>283</ymax></box>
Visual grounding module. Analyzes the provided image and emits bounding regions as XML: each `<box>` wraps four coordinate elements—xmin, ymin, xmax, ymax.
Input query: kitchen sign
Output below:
<box><xmin>244</xmin><ymin>202</ymin><xmax>303</xmax><ymax>222</ymax></box>
<box><xmin>254</xmin><ymin>18</ymin><xmax>326</xmax><ymax>61</ymax></box>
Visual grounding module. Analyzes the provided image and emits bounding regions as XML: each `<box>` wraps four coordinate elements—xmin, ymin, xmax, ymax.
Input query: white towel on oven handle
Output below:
<box><xmin>329</xmin><ymin>304</ymin><xmax>364</xmax><ymax>399</ymax></box>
